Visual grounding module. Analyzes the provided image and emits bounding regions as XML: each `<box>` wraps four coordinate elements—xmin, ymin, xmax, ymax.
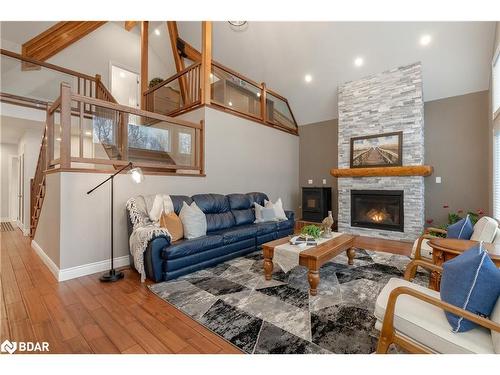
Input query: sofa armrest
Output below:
<box><xmin>143</xmin><ymin>236</ymin><xmax>170</xmax><ymax>282</ymax></box>
<box><xmin>285</xmin><ymin>210</ymin><xmax>295</xmax><ymax>221</ymax></box>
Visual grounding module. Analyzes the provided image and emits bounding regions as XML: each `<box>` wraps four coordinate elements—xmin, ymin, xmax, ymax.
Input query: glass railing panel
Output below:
<box><xmin>1</xmin><ymin>54</ymin><xmax>80</xmax><ymax>104</ymax></box>
<box><xmin>144</xmin><ymin>63</ymin><xmax>201</xmax><ymax>116</ymax></box>
<box><xmin>265</xmin><ymin>92</ymin><xmax>296</xmax><ymax>130</ymax></box>
<box><xmin>211</xmin><ymin>65</ymin><xmax>262</xmax><ymax>118</ymax></box>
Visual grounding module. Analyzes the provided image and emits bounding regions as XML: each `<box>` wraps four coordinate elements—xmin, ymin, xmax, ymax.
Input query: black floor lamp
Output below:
<box><xmin>87</xmin><ymin>162</ymin><xmax>144</xmax><ymax>282</ymax></box>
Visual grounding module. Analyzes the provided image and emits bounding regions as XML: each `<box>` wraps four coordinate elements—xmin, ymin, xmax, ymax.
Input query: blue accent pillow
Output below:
<box><xmin>446</xmin><ymin>215</ymin><xmax>474</xmax><ymax>240</ymax></box>
<box><xmin>440</xmin><ymin>242</ymin><xmax>500</xmax><ymax>332</ymax></box>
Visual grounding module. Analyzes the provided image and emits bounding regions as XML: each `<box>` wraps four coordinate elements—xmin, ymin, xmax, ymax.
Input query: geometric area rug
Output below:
<box><xmin>149</xmin><ymin>249</ymin><xmax>428</xmax><ymax>354</ymax></box>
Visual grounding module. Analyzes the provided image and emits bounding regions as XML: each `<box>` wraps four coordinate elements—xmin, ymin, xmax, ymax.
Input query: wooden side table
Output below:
<box><xmin>427</xmin><ymin>238</ymin><xmax>500</xmax><ymax>290</ymax></box>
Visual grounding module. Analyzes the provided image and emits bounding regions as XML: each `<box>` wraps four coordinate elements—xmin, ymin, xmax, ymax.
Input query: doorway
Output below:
<box><xmin>8</xmin><ymin>155</ymin><xmax>19</xmax><ymax>222</ymax></box>
<box><xmin>110</xmin><ymin>64</ymin><xmax>140</xmax><ymax>108</ymax></box>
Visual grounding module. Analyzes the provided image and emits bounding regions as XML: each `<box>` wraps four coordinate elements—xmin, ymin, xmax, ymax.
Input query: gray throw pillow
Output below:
<box><xmin>179</xmin><ymin>201</ymin><xmax>207</xmax><ymax>239</ymax></box>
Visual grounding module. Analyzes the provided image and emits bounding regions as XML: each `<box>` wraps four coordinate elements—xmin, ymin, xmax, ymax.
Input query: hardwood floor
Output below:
<box><xmin>1</xmin><ymin>226</ymin><xmax>412</xmax><ymax>354</ymax></box>
<box><xmin>0</xmin><ymin>227</ymin><xmax>242</xmax><ymax>354</ymax></box>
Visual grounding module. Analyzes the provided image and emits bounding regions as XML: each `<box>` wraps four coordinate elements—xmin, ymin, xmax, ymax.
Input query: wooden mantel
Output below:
<box><xmin>330</xmin><ymin>165</ymin><xmax>433</xmax><ymax>178</ymax></box>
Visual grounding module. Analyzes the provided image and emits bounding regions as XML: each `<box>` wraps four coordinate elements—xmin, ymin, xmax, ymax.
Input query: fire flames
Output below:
<box><xmin>366</xmin><ymin>208</ymin><xmax>389</xmax><ymax>223</ymax></box>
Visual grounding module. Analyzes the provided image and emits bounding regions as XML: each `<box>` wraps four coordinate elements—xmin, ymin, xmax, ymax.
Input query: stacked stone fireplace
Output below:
<box><xmin>337</xmin><ymin>62</ymin><xmax>424</xmax><ymax>241</ymax></box>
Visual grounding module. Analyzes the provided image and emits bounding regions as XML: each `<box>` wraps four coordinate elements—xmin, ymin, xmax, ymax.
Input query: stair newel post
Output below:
<box><xmin>261</xmin><ymin>82</ymin><xmax>267</xmax><ymax>123</ymax></box>
<box><xmin>60</xmin><ymin>82</ymin><xmax>72</xmax><ymax>169</ymax></box>
<box><xmin>120</xmin><ymin>113</ymin><xmax>129</xmax><ymax>161</ymax></box>
<box><xmin>46</xmin><ymin>108</ymin><xmax>54</xmax><ymax>169</ymax></box>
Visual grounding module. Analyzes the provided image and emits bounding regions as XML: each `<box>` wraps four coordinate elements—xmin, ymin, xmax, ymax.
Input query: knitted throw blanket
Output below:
<box><xmin>126</xmin><ymin>196</ymin><xmax>171</xmax><ymax>282</ymax></box>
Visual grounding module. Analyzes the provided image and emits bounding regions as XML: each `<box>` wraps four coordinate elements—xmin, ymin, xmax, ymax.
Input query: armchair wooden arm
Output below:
<box><xmin>424</xmin><ymin>227</ymin><xmax>448</xmax><ymax>235</ymax></box>
<box><xmin>376</xmin><ymin>286</ymin><xmax>500</xmax><ymax>354</ymax></box>
<box><xmin>404</xmin><ymin>259</ymin><xmax>443</xmax><ymax>281</ymax></box>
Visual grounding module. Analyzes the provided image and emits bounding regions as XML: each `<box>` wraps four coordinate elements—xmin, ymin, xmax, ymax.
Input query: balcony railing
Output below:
<box><xmin>142</xmin><ymin>60</ymin><xmax>298</xmax><ymax>135</ymax></box>
<box><xmin>45</xmin><ymin>83</ymin><xmax>204</xmax><ymax>175</ymax></box>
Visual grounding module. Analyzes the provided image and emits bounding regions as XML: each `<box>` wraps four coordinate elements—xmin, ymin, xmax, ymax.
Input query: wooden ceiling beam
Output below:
<box><xmin>22</xmin><ymin>21</ymin><xmax>106</xmax><ymax>64</ymax></box>
<box><xmin>140</xmin><ymin>21</ymin><xmax>149</xmax><ymax>109</ymax></box>
<box><xmin>177</xmin><ymin>37</ymin><xmax>201</xmax><ymax>62</ymax></box>
<box><xmin>124</xmin><ymin>21</ymin><xmax>138</xmax><ymax>31</ymax></box>
<box><xmin>166</xmin><ymin>21</ymin><xmax>189</xmax><ymax>103</ymax></box>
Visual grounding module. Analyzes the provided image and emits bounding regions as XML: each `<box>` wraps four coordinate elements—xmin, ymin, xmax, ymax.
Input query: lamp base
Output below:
<box><xmin>99</xmin><ymin>269</ymin><xmax>124</xmax><ymax>282</ymax></box>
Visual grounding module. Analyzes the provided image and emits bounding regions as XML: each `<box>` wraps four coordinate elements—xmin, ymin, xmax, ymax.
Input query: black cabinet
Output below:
<box><xmin>301</xmin><ymin>187</ymin><xmax>332</xmax><ymax>223</ymax></box>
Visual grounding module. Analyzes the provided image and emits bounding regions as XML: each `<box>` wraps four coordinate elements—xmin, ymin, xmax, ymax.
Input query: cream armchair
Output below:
<box><xmin>412</xmin><ymin>216</ymin><xmax>500</xmax><ymax>262</ymax></box>
<box><xmin>374</xmin><ymin>260</ymin><xmax>500</xmax><ymax>354</ymax></box>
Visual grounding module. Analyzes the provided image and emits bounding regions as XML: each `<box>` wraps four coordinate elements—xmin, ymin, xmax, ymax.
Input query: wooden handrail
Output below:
<box><xmin>1</xmin><ymin>49</ymin><xmax>96</xmax><ymax>81</ymax></box>
<box><xmin>71</xmin><ymin>93</ymin><xmax>202</xmax><ymax>129</ymax></box>
<box><xmin>211</xmin><ymin>61</ymin><xmax>263</xmax><ymax>89</ymax></box>
<box><xmin>143</xmin><ymin>62</ymin><xmax>201</xmax><ymax>96</ymax></box>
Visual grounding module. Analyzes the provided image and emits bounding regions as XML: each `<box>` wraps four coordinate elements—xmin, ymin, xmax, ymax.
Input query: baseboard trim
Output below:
<box><xmin>58</xmin><ymin>255</ymin><xmax>130</xmax><ymax>282</ymax></box>
<box><xmin>31</xmin><ymin>240</ymin><xmax>60</xmax><ymax>281</ymax></box>
<box><xmin>31</xmin><ymin>240</ymin><xmax>130</xmax><ymax>282</ymax></box>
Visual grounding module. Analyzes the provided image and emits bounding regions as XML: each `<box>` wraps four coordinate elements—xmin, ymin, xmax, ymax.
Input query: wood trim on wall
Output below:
<box><xmin>201</xmin><ymin>21</ymin><xmax>212</xmax><ymax>105</ymax></box>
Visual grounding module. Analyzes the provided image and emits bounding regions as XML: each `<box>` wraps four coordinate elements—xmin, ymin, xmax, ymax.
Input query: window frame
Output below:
<box><xmin>492</xmin><ymin>44</ymin><xmax>500</xmax><ymax>120</ymax></box>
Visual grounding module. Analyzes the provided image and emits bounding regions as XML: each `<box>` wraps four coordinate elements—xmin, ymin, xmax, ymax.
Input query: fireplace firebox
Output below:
<box><xmin>351</xmin><ymin>190</ymin><xmax>404</xmax><ymax>232</ymax></box>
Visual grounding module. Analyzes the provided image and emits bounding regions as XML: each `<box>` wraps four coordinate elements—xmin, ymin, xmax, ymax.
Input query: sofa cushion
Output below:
<box><xmin>494</xmin><ymin>228</ymin><xmax>500</xmax><ymax>245</ymax></box>
<box><xmin>162</xmin><ymin>234</ymin><xmax>223</xmax><ymax>260</ymax></box>
<box><xmin>277</xmin><ymin>218</ymin><xmax>294</xmax><ymax>231</ymax></box>
<box><xmin>256</xmin><ymin>221</ymin><xmax>278</xmax><ymax>235</ymax></box>
<box><xmin>170</xmin><ymin>195</ymin><xmax>193</xmax><ymax>215</ymax></box>
<box><xmin>246</xmin><ymin>192</ymin><xmax>269</xmax><ymax>206</ymax></box>
<box><xmin>471</xmin><ymin>216</ymin><xmax>499</xmax><ymax>243</ymax></box>
<box><xmin>213</xmin><ymin>226</ymin><xmax>258</xmax><ymax>245</ymax></box>
<box><xmin>411</xmin><ymin>238</ymin><xmax>433</xmax><ymax>259</ymax></box>
<box><xmin>228</xmin><ymin>193</ymin><xmax>255</xmax><ymax>226</ymax></box>
<box><xmin>192</xmin><ymin>194</ymin><xmax>236</xmax><ymax>232</ymax></box>
<box><xmin>447</xmin><ymin>215</ymin><xmax>473</xmax><ymax>240</ymax></box>
<box><xmin>375</xmin><ymin>278</ymin><xmax>494</xmax><ymax>353</ymax></box>
<box><xmin>440</xmin><ymin>243</ymin><xmax>500</xmax><ymax>332</ymax></box>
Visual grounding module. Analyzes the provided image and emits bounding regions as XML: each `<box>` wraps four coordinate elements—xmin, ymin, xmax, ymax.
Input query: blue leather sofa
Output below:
<box><xmin>126</xmin><ymin>192</ymin><xmax>295</xmax><ymax>282</ymax></box>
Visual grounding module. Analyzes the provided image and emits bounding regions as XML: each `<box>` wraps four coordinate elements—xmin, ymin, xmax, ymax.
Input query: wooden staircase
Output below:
<box><xmin>30</xmin><ymin>127</ymin><xmax>47</xmax><ymax>238</ymax></box>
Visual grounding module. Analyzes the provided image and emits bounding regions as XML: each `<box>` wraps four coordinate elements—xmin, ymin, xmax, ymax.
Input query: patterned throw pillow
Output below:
<box><xmin>440</xmin><ymin>242</ymin><xmax>500</xmax><ymax>332</ymax></box>
<box><xmin>446</xmin><ymin>215</ymin><xmax>474</xmax><ymax>240</ymax></box>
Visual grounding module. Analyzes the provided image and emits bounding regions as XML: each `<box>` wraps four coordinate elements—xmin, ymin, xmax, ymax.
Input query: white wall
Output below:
<box><xmin>35</xmin><ymin>107</ymin><xmax>299</xmax><ymax>272</ymax></box>
<box><xmin>0</xmin><ymin>143</ymin><xmax>18</xmax><ymax>220</ymax></box>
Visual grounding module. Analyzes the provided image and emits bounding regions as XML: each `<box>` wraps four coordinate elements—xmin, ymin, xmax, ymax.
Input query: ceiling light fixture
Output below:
<box><xmin>256</xmin><ymin>92</ymin><xmax>261</xmax><ymax>97</ymax></box>
<box><xmin>304</xmin><ymin>74</ymin><xmax>312</xmax><ymax>83</ymax></box>
<box><xmin>228</xmin><ymin>21</ymin><xmax>248</xmax><ymax>32</ymax></box>
<box><xmin>154</xmin><ymin>28</ymin><xmax>160</xmax><ymax>36</ymax></box>
<box><xmin>420</xmin><ymin>34</ymin><xmax>432</xmax><ymax>46</ymax></box>
<box><xmin>228</xmin><ymin>101</ymin><xmax>233</xmax><ymax>107</ymax></box>
<box><xmin>354</xmin><ymin>57</ymin><xmax>364</xmax><ymax>67</ymax></box>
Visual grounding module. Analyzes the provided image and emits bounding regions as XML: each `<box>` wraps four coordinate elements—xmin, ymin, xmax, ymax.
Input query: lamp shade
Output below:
<box><xmin>128</xmin><ymin>167</ymin><xmax>144</xmax><ymax>184</ymax></box>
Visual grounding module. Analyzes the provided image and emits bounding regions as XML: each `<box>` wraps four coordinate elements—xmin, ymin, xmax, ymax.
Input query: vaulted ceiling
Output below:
<box><xmin>1</xmin><ymin>21</ymin><xmax>496</xmax><ymax>125</ymax></box>
<box><xmin>178</xmin><ymin>21</ymin><xmax>496</xmax><ymax>125</ymax></box>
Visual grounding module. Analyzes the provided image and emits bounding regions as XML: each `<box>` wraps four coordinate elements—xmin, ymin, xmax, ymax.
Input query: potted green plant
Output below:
<box><xmin>300</xmin><ymin>224</ymin><xmax>323</xmax><ymax>241</ymax></box>
<box><xmin>148</xmin><ymin>77</ymin><xmax>163</xmax><ymax>88</ymax></box>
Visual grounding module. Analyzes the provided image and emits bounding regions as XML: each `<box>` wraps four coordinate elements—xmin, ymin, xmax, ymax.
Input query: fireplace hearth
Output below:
<box><xmin>351</xmin><ymin>190</ymin><xmax>404</xmax><ymax>232</ymax></box>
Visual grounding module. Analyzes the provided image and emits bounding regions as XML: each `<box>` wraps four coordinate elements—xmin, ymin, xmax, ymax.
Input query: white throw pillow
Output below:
<box><xmin>179</xmin><ymin>201</ymin><xmax>207</xmax><ymax>239</ymax></box>
<box><xmin>148</xmin><ymin>194</ymin><xmax>174</xmax><ymax>222</ymax></box>
<box><xmin>264</xmin><ymin>198</ymin><xmax>288</xmax><ymax>221</ymax></box>
<box><xmin>491</xmin><ymin>297</ymin><xmax>500</xmax><ymax>354</ymax></box>
<box><xmin>254</xmin><ymin>203</ymin><xmax>279</xmax><ymax>223</ymax></box>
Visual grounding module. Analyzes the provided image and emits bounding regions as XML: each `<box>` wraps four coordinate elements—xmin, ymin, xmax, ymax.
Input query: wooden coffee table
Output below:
<box><xmin>262</xmin><ymin>234</ymin><xmax>356</xmax><ymax>296</ymax></box>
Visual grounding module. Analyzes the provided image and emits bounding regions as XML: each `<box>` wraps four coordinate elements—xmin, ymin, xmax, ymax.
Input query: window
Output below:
<box><xmin>494</xmin><ymin>130</ymin><xmax>500</xmax><ymax>220</ymax></box>
<box><xmin>179</xmin><ymin>132</ymin><xmax>192</xmax><ymax>154</ymax></box>
<box><xmin>494</xmin><ymin>47</ymin><xmax>500</xmax><ymax>118</ymax></box>
<box><xmin>128</xmin><ymin>123</ymin><xmax>171</xmax><ymax>152</ymax></box>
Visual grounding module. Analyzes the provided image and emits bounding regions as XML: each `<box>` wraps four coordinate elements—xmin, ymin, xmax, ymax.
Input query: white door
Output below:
<box><xmin>9</xmin><ymin>156</ymin><xmax>19</xmax><ymax>221</ymax></box>
<box><xmin>110</xmin><ymin>64</ymin><xmax>140</xmax><ymax>108</ymax></box>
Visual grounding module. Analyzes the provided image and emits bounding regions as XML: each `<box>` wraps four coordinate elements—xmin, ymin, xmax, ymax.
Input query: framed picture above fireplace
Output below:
<box><xmin>350</xmin><ymin>131</ymin><xmax>403</xmax><ymax>168</ymax></box>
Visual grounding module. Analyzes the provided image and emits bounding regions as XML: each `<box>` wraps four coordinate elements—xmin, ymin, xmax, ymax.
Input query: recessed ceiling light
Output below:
<box><xmin>354</xmin><ymin>57</ymin><xmax>364</xmax><ymax>67</ymax></box>
<box><xmin>420</xmin><ymin>34</ymin><xmax>432</xmax><ymax>46</ymax></box>
<box><xmin>304</xmin><ymin>74</ymin><xmax>312</xmax><ymax>83</ymax></box>
<box><xmin>228</xmin><ymin>101</ymin><xmax>233</xmax><ymax>107</ymax></box>
<box><xmin>256</xmin><ymin>92</ymin><xmax>261</xmax><ymax>97</ymax></box>
<box><xmin>154</xmin><ymin>28</ymin><xmax>160</xmax><ymax>36</ymax></box>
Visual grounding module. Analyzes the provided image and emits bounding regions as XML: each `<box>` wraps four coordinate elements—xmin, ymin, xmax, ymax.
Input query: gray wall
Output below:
<box><xmin>298</xmin><ymin>119</ymin><xmax>338</xmax><ymax>216</ymax></box>
<box><xmin>299</xmin><ymin>90</ymin><xmax>490</xmax><ymax>228</ymax></box>
<box><xmin>425</xmin><ymin>91</ymin><xmax>490</xmax><ymax>224</ymax></box>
